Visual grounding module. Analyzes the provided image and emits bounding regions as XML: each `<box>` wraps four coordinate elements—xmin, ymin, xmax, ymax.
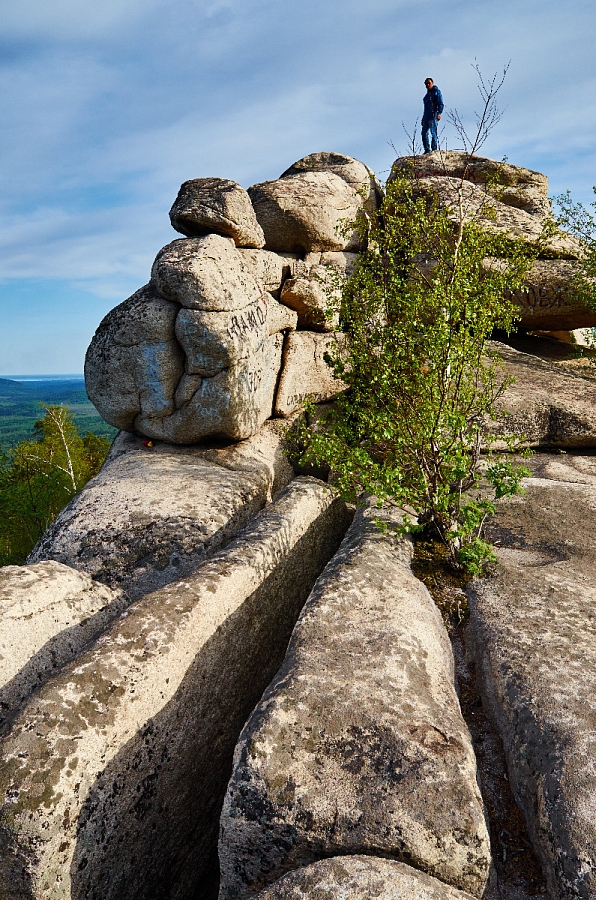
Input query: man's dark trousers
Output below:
<box><xmin>422</xmin><ymin>118</ymin><xmax>438</xmax><ymax>153</ymax></box>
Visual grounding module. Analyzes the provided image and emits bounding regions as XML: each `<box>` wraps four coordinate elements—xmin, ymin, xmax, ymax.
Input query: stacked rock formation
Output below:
<box><xmin>390</xmin><ymin>151</ymin><xmax>596</xmax><ymax>333</ymax></box>
<box><xmin>86</xmin><ymin>153</ymin><xmax>380</xmax><ymax>444</ymax></box>
<box><xmin>86</xmin><ymin>149</ymin><xmax>596</xmax><ymax>450</ymax></box>
<box><xmin>5</xmin><ymin>150</ymin><xmax>596</xmax><ymax>900</ymax></box>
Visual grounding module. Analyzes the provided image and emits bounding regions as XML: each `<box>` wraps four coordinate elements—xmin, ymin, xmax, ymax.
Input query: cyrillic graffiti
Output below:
<box><xmin>227</xmin><ymin>299</ymin><xmax>267</xmax><ymax>340</ymax></box>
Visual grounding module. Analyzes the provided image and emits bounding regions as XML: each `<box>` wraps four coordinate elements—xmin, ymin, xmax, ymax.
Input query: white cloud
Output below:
<box><xmin>1</xmin><ymin>0</ymin><xmax>596</xmax><ymax>373</ymax></box>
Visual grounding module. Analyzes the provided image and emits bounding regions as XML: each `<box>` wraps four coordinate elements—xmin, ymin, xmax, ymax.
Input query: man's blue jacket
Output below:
<box><xmin>422</xmin><ymin>85</ymin><xmax>444</xmax><ymax>122</ymax></box>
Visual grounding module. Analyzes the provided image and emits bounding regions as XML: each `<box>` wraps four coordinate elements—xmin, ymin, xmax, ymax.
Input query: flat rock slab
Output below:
<box><xmin>28</xmin><ymin>422</ymin><xmax>295</xmax><ymax>600</ymax></box>
<box><xmin>0</xmin><ymin>478</ymin><xmax>350</xmax><ymax>900</ymax></box>
<box><xmin>467</xmin><ymin>454</ymin><xmax>596</xmax><ymax>900</ymax></box>
<box><xmin>169</xmin><ymin>177</ymin><xmax>265</xmax><ymax>248</ymax></box>
<box><xmin>274</xmin><ymin>332</ymin><xmax>347</xmax><ymax>416</ymax></box>
<box><xmin>487</xmin><ymin>342</ymin><xmax>596</xmax><ymax>448</ymax></box>
<box><xmin>253</xmin><ymin>855</ymin><xmax>478</xmax><ymax>900</ymax></box>
<box><xmin>218</xmin><ymin>505</ymin><xmax>490</xmax><ymax>899</ymax></box>
<box><xmin>0</xmin><ymin>561</ymin><xmax>126</xmax><ymax>730</ymax></box>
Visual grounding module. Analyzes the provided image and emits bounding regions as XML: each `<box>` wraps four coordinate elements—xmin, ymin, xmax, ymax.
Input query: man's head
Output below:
<box><xmin>424</xmin><ymin>78</ymin><xmax>434</xmax><ymax>90</ymax></box>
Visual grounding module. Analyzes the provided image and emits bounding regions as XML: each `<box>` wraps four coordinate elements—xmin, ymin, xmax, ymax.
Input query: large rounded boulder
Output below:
<box><xmin>85</xmin><ymin>285</ymin><xmax>184</xmax><ymax>432</ymax></box>
<box><xmin>169</xmin><ymin>177</ymin><xmax>265</xmax><ymax>248</ymax></box>
<box><xmin>389</xmin><ymin>150</ymin><xmax>550</xmax><ymax>217</ymax></box>
<box><xmin>248</xmin><ymin>171</ymin><xmax>364</xmax><ymax>254</ymax></box>
<box><xmin>86</xmin><ymin>236</ymin><xmax>298</xmax><ymax>443</ymax></box>
<box><xmin>281</xmin><ymin>151</ymin><xmax>383</xmax><ymax>211</ymax></box>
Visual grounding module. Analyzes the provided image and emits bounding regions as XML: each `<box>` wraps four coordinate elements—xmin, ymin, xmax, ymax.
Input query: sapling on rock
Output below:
<box><xmin>298</xmin><ymin>67</ymin><xmax>539</xmax><ymax>574</ymax></box>
<box><xmin>0</xmin><ymin>405</ymin><xmax>110</xmax><ymax>565</ymax></box>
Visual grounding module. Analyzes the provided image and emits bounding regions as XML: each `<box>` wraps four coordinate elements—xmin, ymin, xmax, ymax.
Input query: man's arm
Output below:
<box><xmin>434</xmin><ymin>86</ymin><xmax>444</xmax><ymax>119</ymax></box>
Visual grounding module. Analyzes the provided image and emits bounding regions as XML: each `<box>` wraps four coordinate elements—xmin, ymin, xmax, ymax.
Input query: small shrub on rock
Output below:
<box><xmin>298</xmin><ymin>163</ymin><xmax>535</xmax><ymax>573</ymax></box>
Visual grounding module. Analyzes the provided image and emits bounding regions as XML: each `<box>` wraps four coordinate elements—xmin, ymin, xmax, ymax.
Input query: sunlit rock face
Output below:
<box><xmin>86</xmin><ymin>235</ymin><xmax>298</xmax><ymax>443</ymax></box>
<box><xmin>85</xmin><ymin>160</ymin><xmax>369</xmax><ymax>444</ymax></box>
<box><xmin>86</xmin><ymin>150</ymin><xmax>589</xmax><ymax>446</ymax></box>
<box><xmin>169</xmin><ymin>177</ymin><xmax>265</xmax><ymax>249</ymax></box>
<box><xmin>389</xmin><ymin>151</ymin><xmax>596</xmax><ymax>330</ymax></box>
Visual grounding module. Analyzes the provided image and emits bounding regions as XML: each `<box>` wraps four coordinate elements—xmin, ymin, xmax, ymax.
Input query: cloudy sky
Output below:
<box><xmin>1</xmin><ymin>0</ymin><xmax>595</xmax><ymax>374</ymax></box>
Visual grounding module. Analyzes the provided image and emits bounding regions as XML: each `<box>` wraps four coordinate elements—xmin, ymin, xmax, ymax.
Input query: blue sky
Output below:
<box><xmin>1</xmin><ymin>0</ymin><xmax>595</xmax><ymax>374</ymax></box>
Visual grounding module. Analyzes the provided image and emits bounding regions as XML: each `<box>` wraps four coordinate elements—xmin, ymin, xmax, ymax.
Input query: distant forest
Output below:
<box><xmin>0</xmin><ymin>377</ymin><xmax>118</xmax><ymax>448</ymax></box>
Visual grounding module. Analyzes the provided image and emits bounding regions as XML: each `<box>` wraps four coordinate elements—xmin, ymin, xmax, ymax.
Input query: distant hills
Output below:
<box><xmin>0</xmin><ymin>376</ymin><xmax>118</xmax><ymax>448</ymax></box>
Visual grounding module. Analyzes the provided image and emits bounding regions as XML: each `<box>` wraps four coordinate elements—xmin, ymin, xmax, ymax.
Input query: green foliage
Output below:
<box><xmin>0</xmin><ymin>376</ymin><xmax>117</xmax><ymax>448</ymax></box>
<box><xmin>297</xmin><ymin>165</ymin><xmax>536</xmax><ymax>573</ymax></box>
<box><xmin>0</xmin><ymin>405</ymin><xmax>111</xmax><ymax>566</ymax></box>
<box><xmin>553</xmin><ymin>189</ymin><xmax>596</xmax><ymax>351</ymax></box>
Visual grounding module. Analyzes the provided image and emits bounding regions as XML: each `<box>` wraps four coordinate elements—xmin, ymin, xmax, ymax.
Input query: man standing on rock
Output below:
<box><xmin>422</xmin><ymin>77</ymin><xmax>444</xmax><ymax>153</ymax></box>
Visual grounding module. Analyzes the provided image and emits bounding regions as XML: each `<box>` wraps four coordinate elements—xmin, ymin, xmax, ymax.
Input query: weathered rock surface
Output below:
<box><xmin>88</xmin><ymin>235</ymin><xmax>299</xmax><ymax>443</ymax></box>
<box><xmin>239</xmin><ymin>250</ymin><xmax>300</xmax><ymax>297</ymax></box>
<box><xmin>29</xmin><ymin>422</ymin><xmax>295</xmax><ymax>600</ymax></box>
<box><xmin>486</xmin><ymin>341</ymin><xmax>596</xmax><ymax>448</ymax></box>
<box><xmin>406</xmin><ymin>175</ymin><xmax>580</xmax><ymax>259</ymax></box>
<box><xmin>138</xmin><ymin>331</ymin><xmax>285</xmax><ymax>442</ymax></box>
<box><xmin>280</xmin><ymin>268</ymin><xmax>336</xmax><ymax>330</ymax></box>
<box><xmin>274</xmin><ymin>332</ymin><xmax>347</xmax><ymax>416</ymax></box>
<box><xmin>390</xmin><ymin>151</ymin><xmax>551</xmax><ymax>217</ymax></box>
<box><xmin>508</xmin><ymin>259</ymin><xmax>596</xmax><ymax>330</ymax></box>
<box><xmin>0</xmin><ymin>478</ymin><xmax>350</xmax><ymax>900</ymax></box>
<box><xmin>279</xmin><ymin>252</ymin><xmax>356</xmax><ymax>331</ymax></box>
<box><xmin>280</xmin><ymin>151</ymin><xmax>382</xmax><ymax>210</ymax></box>
<box><xmin>253</xmin><ymin>856</ymin><xmax>479</xmax><ymax>900</ymax></box>
<box><xmin>151</xmin><ymin>234</ymin><xmax>265</xmax><ymax>311</ymax></box>
<box><xmin>84</xmin><ymin>161</ymin><xmax>363</xmax><ymax>445</ymax></box>
<box><xmin>85</xmin><ymin>284</ymin><xmax>184</xmax><ymax>431</ymax></box>
<box><xmin>467</xmin><ymin>454</ymin><xmax>596</xmax><ymax>900</ymax></box>
<box><xmin>248</xmin><ymin>172</ymin><xmax>363</xmax><ymax>254</ymax></box>
<box><xmin>174</xmin><ymin>291</ymin><xmax>295</xmax><ymax>377</ymax></box>
<box><xmin>218</xmin><ymin>505</ymin><xmax>491</xmax><ymax>899</ymax></box>
<box><xmin>0</xmin><ymin>562</ymin><xmax>126</xmax><ymax>729</ymax></box>
<box><xmin>169</xmin><ymin>177</ymin><xmax>265</xmax><ymax>248</ymax></box>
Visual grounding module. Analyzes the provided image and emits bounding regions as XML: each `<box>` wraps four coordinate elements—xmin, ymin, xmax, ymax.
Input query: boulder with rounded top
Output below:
<box><xmin>248</xmin><ymin>171</ymin><xmax>363</xmax><ymax>254</ymax></box>
<box><xmin>169</xmin><ymin>177</ymin><xmax>265</xmax><ymax>248</ymax></box>
<box><xmin>85</xmin><ymin>284</ymin><xmax>184</xmax><ymax>431</ymax></box>
<box><xmin>86</xmin><ymin>241</ymin><xmax>297</xmax><ymax>442</ymax></box>
<box><xmin>280</xmin><ymin>151</ymin><xmax>382</xmax><ymax>210</ymax></box>
<box><xmin>151</xmin><ymin>234</ymin><xmax>265</xmax><ymax>312</ymax></box>
<box><xmin>253</xmin><ymin>856</ymin><xmax>480</xmax><ymax>900</ymax></box>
